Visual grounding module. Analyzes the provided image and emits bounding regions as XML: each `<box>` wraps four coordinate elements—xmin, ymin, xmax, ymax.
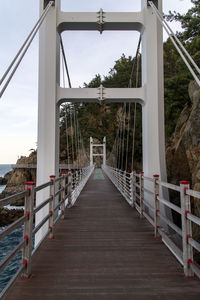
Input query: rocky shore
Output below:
<box><xmin>0</xmin><ymin>152</ymin><xmax>36</xmax><ymax>225</ymax></box>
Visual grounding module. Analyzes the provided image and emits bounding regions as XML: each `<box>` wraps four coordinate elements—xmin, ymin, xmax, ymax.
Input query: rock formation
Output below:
<box><xmin>166</xmin><ymin>80</ymin><xmax>200</xmax><ymax>220</ymax></box>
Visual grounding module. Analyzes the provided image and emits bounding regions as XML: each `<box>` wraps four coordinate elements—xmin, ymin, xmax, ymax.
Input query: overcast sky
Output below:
<box><xmin>0</xmin><ymin>0</ymin><xmax>193</xmax><ymax>164</ymax></box>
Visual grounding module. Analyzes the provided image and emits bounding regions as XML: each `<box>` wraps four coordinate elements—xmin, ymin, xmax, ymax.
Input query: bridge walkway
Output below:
<box><xmin>5</xmin><ymin>169</ymin><xmax>200</xmax><ymax>299</ymax></box>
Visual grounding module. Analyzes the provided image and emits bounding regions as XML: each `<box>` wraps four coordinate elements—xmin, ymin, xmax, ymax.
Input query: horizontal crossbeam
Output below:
<box><xmin>57</xmin><ymin>12</ymin><xmax>144</xmax><ymax>33</ymax></box>
<box><xmin>57</xmin><ymin>87</ymin><xmax>145</xmax><ymax>105</ymax></box>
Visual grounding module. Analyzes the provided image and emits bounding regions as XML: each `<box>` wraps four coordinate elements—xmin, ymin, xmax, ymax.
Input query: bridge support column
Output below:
<box><xmin>36</xmin><ymin>0</ymin><xmax>60</xmax><ymax>245</ymax></box>
<box><xmin>141</xmin><ymin>0</ymin><xmax>166</xmax><ymax>182</ymax></box>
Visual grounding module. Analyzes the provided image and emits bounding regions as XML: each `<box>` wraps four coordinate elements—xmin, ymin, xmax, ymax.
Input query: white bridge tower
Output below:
<box><xmin>36</xmin><ymin>0</ymin><xmax>167</xmax><ymax>243</ymax></box>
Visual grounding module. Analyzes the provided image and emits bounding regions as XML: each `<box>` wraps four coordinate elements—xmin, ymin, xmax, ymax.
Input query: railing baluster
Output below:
<box><xmin>61</xmin><ymin>172</ymin><xmax>67</xmax><ymax>219</ymax></box>
<box><xmin>153</xmin><ymin>174</ymin><xmax>160</xmax><ymax>238</ymax></box>
<box><xmin>132</xmin><ymin>170</ymin><xmax>136</xmax><ymax>206</ymax></box>
<box><xmin>180</xmin><ymin>180</ymin><xmax>194</xmax><ymax>277</ymax></box>
<box><xmin>49</xmin><ymin>175</ymin><xmax>55</xmax><ymax>239</ymax></box>
<box><xmin>21</xmin><ymin>182</ymin><xmax>35</xmax><ymax>279</ymax></box>
<box><xmin>68</xmin><ymin>170</ymin><xmax>72</xmax><ymax>207</ymax></box>
<box><xmin>139</xmin><ymin>172</ymin><xmax>144</xmax><ymax>217</ymax></box>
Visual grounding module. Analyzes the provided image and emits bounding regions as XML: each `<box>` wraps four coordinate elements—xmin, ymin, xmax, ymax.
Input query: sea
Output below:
<box><xmin>0</xmin><ymin>164</ymin><xmax>13</xmax><ymax>194</ymax></box>
<box><xmin>0</xmin><ymin>164</ymin><xmax>23</xmax><ymax>294</ymax></box>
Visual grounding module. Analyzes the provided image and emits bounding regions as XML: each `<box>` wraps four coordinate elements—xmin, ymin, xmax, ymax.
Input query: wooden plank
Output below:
<box><xmin>4</xmin><ymin>170</ymin><xmax>200</xmax><ymax>299</ymax></box>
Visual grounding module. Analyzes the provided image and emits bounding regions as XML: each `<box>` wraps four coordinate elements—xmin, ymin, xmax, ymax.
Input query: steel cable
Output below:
<box><xmin>0</xmin><ymin>1</ymin><xmax>54</xmax><ymax>98</ymax></box>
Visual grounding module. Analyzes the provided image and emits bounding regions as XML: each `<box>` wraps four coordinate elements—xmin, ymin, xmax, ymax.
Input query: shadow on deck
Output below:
<box><xmin>5</xmin><ymin>169</ymin><xmax>200</xmax><ymax>299</ymax></box>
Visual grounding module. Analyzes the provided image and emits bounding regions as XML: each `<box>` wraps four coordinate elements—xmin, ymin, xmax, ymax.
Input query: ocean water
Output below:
<box><xmin>0</xmin><ymin>227</ymin><xmax>23</xmax><ymax>293</ymax></box>
<box><xmin>0</xmin><ymin>164</ymin><xmax>12</xmax><ymax>177</ymax></box>
<box><xmin>0</xmin><ymin>164</ymin><xmax>13</xmax><ymax>193</ymax></box>
<box><xmin>0</xmin><ymin>164</ymin><xmax>23</xmax><ymax>294</ymax></box>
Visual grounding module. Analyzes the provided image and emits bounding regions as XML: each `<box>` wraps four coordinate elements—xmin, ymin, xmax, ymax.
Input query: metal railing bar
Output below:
<box><xmin>143</xmin><ymin>176</ymin><xmax>154</xmax><ymax>182</ymax></box>
<box><xmin>0</xmin><ymin>215</ymin><xmax>27</xmax><ymax>240</ymax></box>
<box><xmin>135</xmin><ymin>183</ymin><xmax>140</xmax><ymax>189</ymax></box>
<box><xmin>32</xmin><ymin>229</ymin><xmax>51</xmax><ymax>258</ymax></box>
<box><xmin>54</xmin><ymin>212</ymin><xmax>63</xmax><ymax>226</ymax></box>
<box><xmin>0</xmin><ymin>240</ymin><xmax>25</xmax><ymax>272</ymax></box>
<box><xmin>32</xmin><ymin>213</ymin><xmax>51</xmax><ymax>235</ymax></box>
<box><xmin>134</xmin><ymin>173</ymin><xmax>140</xmax><ymax>178</ymax></box>
<box><xmin>188</xmin><ymin>237</ymin><xmax>200</xmax><ymax>253</ymax></box>
<box><xmin>0</xmin><ymin>264</ymin><xmax>25</xmax><ymax>300</ymax></box>
<box><xmin>55</xmin><ymin>176</ymin><xmax>63</xmax><ymax>183</ymax></box>
<box><xmin>143</xmin><ymin>199</ymin><xmax>154</xmax><ymax>212</ymax></box>
<box><xmin>158</xmin><ymin>228</ymin><xmax>183</xmax><ymax>265</ymax></box>
<box><xmin>143</xmin><ymin>211</ymin><xmax>155</xmax><ymax>226</ymax></box>
<box><xmin>186</xmin><ymin>189</ymin><xmax>200</xmax><ymax>199</ymax></box>
<box><xmin>157</xmin><ymin>196</ymin><xmax>181</xmax><ymax>214</ymax></box>
<box><xmin>33</xmin><ymin>197</ymin><xmax>51</xmax><ymax>214</ymax></box>
<box><xmin>187</xmin><ymin>213</ymin><xmax>200</xmax><ymax>227</ymax></box>
<box><xmin>135</xmin><ymin>192</ymin><xmax>140</xmax><ymax>199</ymax></box>
<box><xmin>135</xmin><ymin>202</ymin><xmax>141</xmax><ymax>214</ymax></box>
<box><xmin>191</xmin><ymin>262</ymin><xmax>200</xmax><ymax>279</ymax></box>
<box><xmin>54</xmin><ymin>200</ymin><xmax>63</xmax><ymax>212</ymax></box>
<box><xmin>143</xmin><ymin>187</ymin><xmax>154</xmax><ymax>196</ymax></box>
<box><xmin>0</xmin><ymin>191</ymin><xmax>27</xmax><ymax>207</ymax></box>
<box><xmin>34</xmin><ymin>181</ymin><xmax>51</xmax><ymax>192</ymax></box>
<box><xmin>158</xmin><ymin>180</ymin><xmax>181</xmax><ymax>192</ymax></box>
<box><xmin>54</xmin><ymin>188</ymin><xmax>63</xmax><ymax>197</ymax></box>
<box><xmin>158</xmin><ymin>212</ymin><xmax>182</xmax><ymax>236</ymax></box>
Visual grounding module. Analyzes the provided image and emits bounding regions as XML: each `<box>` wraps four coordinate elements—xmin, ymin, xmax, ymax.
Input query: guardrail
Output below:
<box><xmin>102</xmin><ymin>165</ymin><xmax>200</xmax><ymax>280</ymax></box>
<box><xmin>0</xmin><ymin>165</ymin><xmax>94</xmax><ymax>298</ymax></box>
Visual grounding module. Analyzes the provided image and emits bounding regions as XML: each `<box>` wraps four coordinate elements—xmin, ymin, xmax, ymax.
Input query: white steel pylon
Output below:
<box><xmin>90</xmin><ymin>137</ymin><xmax>106</xmax><ymax>166</ymax></box>
<box><xmin>36</xmin><ymin>0</ymin><xmax>167</xmax><ymax>243</ymax></box>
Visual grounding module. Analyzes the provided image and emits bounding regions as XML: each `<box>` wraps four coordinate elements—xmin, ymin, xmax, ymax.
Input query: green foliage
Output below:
<box><xmin>164</xmin><ymin>0</ymin><xmax>200</xmax><ymax>138</ymax></box>
<box><xmin>167</xmin><ymin>0</ymin><xmax>200</xmax><ymax>42</ymax></box>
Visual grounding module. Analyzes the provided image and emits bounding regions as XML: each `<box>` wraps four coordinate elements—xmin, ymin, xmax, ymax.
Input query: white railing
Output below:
<box><xmin>0</xmin><ymin>165</ymin><xmax>94</xmax><ymax>298</ymax></box>
<box><xmin>102</xmin><ymin>165</ymin><xmax>200</xmax><ymax>280</ymax></box>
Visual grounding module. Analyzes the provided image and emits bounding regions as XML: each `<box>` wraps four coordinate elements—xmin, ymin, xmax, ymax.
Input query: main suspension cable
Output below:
<box><xmin>60</xmin><ymin>35</ymin><xmax>72</xmax><ymax>88</ymax></box>
<box><xmin>0</xmin><ymin>1</ymin><xmax>54</xmax><ymax>87</ymax></box>
<box><xmin>149</xmin><ymin>1</ymin><xmax>200</xmax><ymax>87</ymax></box>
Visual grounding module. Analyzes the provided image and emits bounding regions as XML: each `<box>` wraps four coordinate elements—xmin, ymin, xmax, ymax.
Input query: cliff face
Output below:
<box><xmin>166</xmin><ymin>80</ymin><xmax>200</xmax><ymax>217</ymax></box>
<box><xmin>0</xmin><ymin>152</ymin><xmax>36</xmax><ymax>204</ymax></box>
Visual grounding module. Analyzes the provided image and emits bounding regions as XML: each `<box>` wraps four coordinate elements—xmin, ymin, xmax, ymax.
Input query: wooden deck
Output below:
<box><xmin>5</xmin><ymin>169</ymin><xmax>200</xmax><ymax>299</ymax></box>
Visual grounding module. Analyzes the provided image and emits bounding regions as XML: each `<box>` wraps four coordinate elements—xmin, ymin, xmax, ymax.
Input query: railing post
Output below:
<box><xmin>76</xmin><ymin>170</ymin><xmax>78</xmax><ymax>187</ymax></box>
<box><xmin>132</xmin><ymin>170</ymin><xmax>136</xmax><ymax>206</ymax></box>
<box><xmin>68</xmin><ymin>170</ymin><xmax>72</xmax><ymax>207</ymax></box>
<box><xmin>49</xmin><ymin>175</ymin><xmax>55</xmax><ymax>239</ymax></box>
<box><xmin>130</xmin><ymin>171</ymin><xmax>133</xmax><ymax>206</ymax></box>
<box><xmin>153</xmin><ymin>174</ymin><xmax>160</xmax><ymax>238</ymax></box>
<box><xmin>139</xmin><ymin>172</ymin><xmax>144</xmax><ymax>217</ymax></box>
<box><xmin>180</xmin><ymin>181</ymin><xmax>194</xmax><ymax>277</ymax></box>
<box><xmin>123</xmin><ymin>171</ymin><xmax>126</xmax><ymax>195</ymax></box>
<box><xmin>61</xmin><ymin>172</ymin><xmax>67</xmax><ymax>219</ymax></box>
<box><xmin>21</xmin><ymin>182</ymin><xmax>35</xmax><ymax>279</ymax></box>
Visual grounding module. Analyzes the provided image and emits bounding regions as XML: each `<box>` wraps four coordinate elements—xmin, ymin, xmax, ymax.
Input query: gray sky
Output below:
<box><xmin>0</xmin><ymin>0</ymin><xmax>193</xmax><ymax>163</ymax></box>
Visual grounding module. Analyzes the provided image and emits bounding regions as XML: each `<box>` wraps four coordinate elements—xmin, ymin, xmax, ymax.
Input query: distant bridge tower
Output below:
<box><xmin>36</xmin><ymin>0</ymin><xmax>166</xmax><ymax>243</ymax></box>
<box><xmin>90</xmin><ymin>137</ymin><xmax>106</xmax><ymax>166</ymax></box>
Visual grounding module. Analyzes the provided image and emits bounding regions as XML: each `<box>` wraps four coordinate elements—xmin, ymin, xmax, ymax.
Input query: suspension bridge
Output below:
<box><xmin>0</xmin><ymin>0</ymin><xmax>200</xmax><ymax>299</ymax></box>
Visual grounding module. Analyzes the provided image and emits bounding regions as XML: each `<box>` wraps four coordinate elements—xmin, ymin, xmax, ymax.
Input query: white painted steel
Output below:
<box><xmin>90</xmin><ymin>137</ymin><xmax>106</xmax><ymax>166</ymax></box>
<box><xmin>71</xmin><ymin>166</ymin><xmax>94</xmax><ymax>205</ymax></box>
<box><xmin>157</xmin><ymin>196</ymin><xmax>181</xmax><ymax>214</ymax></box>
<box><xmin>141</xmin><ymin>0</ymin><xmax>167</xmax><ymax>183</ymax></box>
<box><xmin>57</xmin><ymin>11</ymin><xmax>144</xmax><ymax>33</ymax></box>
<box><xmin>187</xmin><ymin>213</ymin><xmax>200</xmax><ymax>227</ymax></box>
<box><xmin>158</xmin><ymin>180</ymin><xmax>181</xmax><ymax>192</ymax></box>
<box><xmin>180</xmin><ymin>182</ymin><xmax>194</xmax><ymax>277</ymax></box>
<box><xmin>36</xmin><ymin>0</ymin><xmax>61</xmax><ymax>246</ymax></box>
<box><xmin>103</xmin><ymin>165</ymin><xmax>200</xmax><ymax>277</ymax></box>
<box><xmin>57</xmin><ymin>87</ymin><xmax>145</xmax><ymax>105</ymax></box>
<box><xmin>186</xmin><ymin>189</ymin><xmax>200</xmax><ymax>199</ymax></box>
